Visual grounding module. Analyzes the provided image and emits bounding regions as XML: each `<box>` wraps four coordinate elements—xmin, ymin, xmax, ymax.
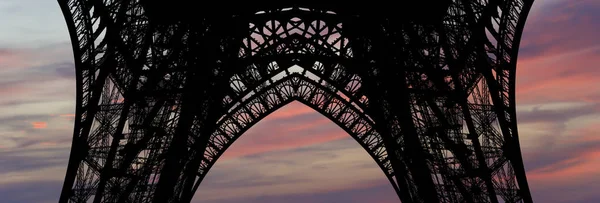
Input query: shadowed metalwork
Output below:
<box><xmin>57</xmin><ymin>1</ymin><xmax>535</xmax><ymax>203</ymax></box>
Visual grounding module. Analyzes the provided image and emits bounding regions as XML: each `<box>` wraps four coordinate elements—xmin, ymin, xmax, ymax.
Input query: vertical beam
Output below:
<box><xmin>433</xmin><ymin>7</ymin><xmax>500</xmax><ymax>200</ymax></box>
<box><xmin>179</xmin><ymin>21</ymin><xmax>243</xmax><ymax>203</ymax></box>
<box><xmin>151</xmin><ymin>70</ymin><xmax>197</xmax><ymax>203</ymax></box>
<box><xmin>348</xmin><ymin>29</ymin><xmax>416</xmax><ymax>203</ymax></box>
<box><xmin>86</xmin><ymin>1</ymin><xmax>156</xmax><ymax>201</ymax></box>
<box><xmin>57</xmin><ymin>0</ymin><xmax>96</xmax><ymax>201</ymax></box>
<box><xmin>152</xmin><ymin>23</ymin><xmax>221</xmax><ymax>203</ymax></box>
<box><xmin>379</xmin><ymin>21</ymin><xmax>441</xmax><ymax>203</ymax></box>
<box><xmin>506</xmin><ymin>1</ymin><xmax>535</xmax><ymax>202</ymax></box>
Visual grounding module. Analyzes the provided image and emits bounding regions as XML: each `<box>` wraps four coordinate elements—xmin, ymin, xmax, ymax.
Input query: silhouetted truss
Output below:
<box><xmin>57</xmin><ymin>1</ymin><xmax>535</xmax><ymax>203</ymax></box>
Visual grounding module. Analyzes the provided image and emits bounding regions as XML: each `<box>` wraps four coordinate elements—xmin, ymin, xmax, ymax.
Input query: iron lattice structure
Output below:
<box><xmin>57</xmin><ymin>1</ymin><xmax>535</xmax><ymax>203</ymax></box>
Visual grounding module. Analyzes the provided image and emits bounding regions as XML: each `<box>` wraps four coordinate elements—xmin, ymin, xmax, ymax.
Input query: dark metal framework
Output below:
<box><xmin>57</xmin><ymin>1</ymin><xmax>535</xmax><ymax>203</ymax></box>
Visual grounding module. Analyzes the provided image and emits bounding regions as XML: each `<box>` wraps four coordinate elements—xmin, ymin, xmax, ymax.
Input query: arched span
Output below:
<box><xmin>223</xmin><ymin>57</ymin><xmax>370</xmax><ymax>123</ymax></box>
<box><xmin>178</xmin><ymin>12</ymin><xmax>402</xmax><ymax>197</ymax></box>
<box><xmin>219</xmin><ymin>13</ymin><xmax>371</xmax><ymax>132</ymax></box>
<box><xmin>191</xmin><ymin>71</ymin><xmax>399</xmax><ymax>195</ymax></box>
<box><xmin>55</xmin><ymin>1</ymin><xmax>538</xmax><ymax>203</ymax></box>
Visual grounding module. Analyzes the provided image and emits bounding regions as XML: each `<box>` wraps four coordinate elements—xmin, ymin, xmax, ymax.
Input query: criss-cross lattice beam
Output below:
<box><xmin>190</xmin><ymin>73</ymin><xmax>401</xmax><ymax>196</ymax></box>
<box><xmin>57</xmin><ymin>2</ymin><xmax>535</xmax><ymax>203</ymax></box>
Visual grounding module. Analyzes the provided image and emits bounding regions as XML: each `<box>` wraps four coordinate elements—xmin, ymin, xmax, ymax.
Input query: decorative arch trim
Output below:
<box><xmin>191</xmin><ymin>72</ymin><xmax>400</xmax><ymax>196</ymax></box>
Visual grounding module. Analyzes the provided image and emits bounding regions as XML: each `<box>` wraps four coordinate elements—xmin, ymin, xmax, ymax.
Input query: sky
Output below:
<box><xmin>0</xmin><ymin>0</ymin><xmax>599</xmax><ymax>203</ymax></box>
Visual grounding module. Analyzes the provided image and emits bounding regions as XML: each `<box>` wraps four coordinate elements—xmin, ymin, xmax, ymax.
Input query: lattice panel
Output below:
<box><xmin>57</xmin><ymin>2</ymin><xmax>535</xmax><ymax>203</ymax></box>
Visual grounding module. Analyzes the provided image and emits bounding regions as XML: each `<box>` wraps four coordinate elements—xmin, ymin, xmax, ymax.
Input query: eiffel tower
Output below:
<box><xmin>57</xmin><ymin>1</ymin><xmax>535</xmax><ymax>202</ymax></box>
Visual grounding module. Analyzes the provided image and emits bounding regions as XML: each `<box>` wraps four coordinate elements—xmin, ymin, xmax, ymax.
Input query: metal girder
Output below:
<box><xmin>57</xmin><ymin>1</ymin><xmax>535</xmax><ymax>203</ymax></box>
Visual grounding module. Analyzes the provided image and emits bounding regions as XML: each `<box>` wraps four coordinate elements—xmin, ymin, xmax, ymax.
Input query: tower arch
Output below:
<box><xmin>56</xmin><ymin>1</ymin><xmax>537</xmax><ymax>203</ymax></box>
<box><xmin>187</xmin><ymin>9</ymin><xmax>403</xmax><ymax>198</ymax></box>
<box><xmin>194</xmin><ymin>69</ymin><xmax>399</xmax><ymax>196</ymax></box>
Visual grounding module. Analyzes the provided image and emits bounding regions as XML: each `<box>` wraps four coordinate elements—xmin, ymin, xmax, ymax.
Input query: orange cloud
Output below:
<box><xmin>58</xmin><ymin>114</ymin><xmax>76</xmax><ymax>121</ymax></box>
<box><xmin>31</xmin><ymin>122</ymin><xmax>47</xmax><ymax>129</ymax></box>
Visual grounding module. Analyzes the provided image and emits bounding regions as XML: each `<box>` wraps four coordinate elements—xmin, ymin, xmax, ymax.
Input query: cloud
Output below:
<box><xmin>517</xmin><ymin>102</ymin><xmax>599</xmax><ymax>124</ymax></box>
<box><xmin>221</xmin><ymin>101</ymin><xmax>350</xmax><ymax>159</ymax></box>
<box><xmin>0</xmin><ymin>42</ymin><xmax>73</xmax><ymax>71</ymax></box>
<box><xmin>0</xmin><ymin>147</ymin><xmax>69</xmax><ymax>176</ymax></box>
<box><xmin>0</xmin><ymin>12</ymin><xmax>87</xmax><ymax>203</ymax></box>
<box><xmin>0</xmin><ymin>114</ymin><xmax>56</xmax><ymax>135</ymax></box>
<box><xmin>523</xmin><ymin>125</ymin><xmax>600</xmax><ymax>172</ymax></box>
<box><xmin>58</xmin><ymin>114</ymin><xmax>76</xmax><ymax>122</ymax></box>
<box><xmin>31</xmin><ymin>121</ymin><xmax>47</xmax><ymax>129</ymax></box>
<box><xmin>511</xmin><ymin>2</ymin><xmax>600</xmax><ymax>201</ymax></box>
<box><xmin>527</xmin><ymin>149</ymin><xmax>600</xmax><ymax>203</ymax></box>
<box><xmin>516</xmin><ymin>45</ymin><xmax>600</xmax><ymax>104</ymax></box>
<box><xmin>0</xmin><ymin>0</ymin><xmax>70</xmax><ymax>48</ymax></box>
<box><xmin>0</xmin><ymin>45</ymin><xmax>76</xmax><ymax>119</ymax></box>
<box><xmin>0</xmin><ymin>180</ymin><xmax>63</xmax><ymax>203</ymax></box>
<box><xmin>520</xmin><ymin>121</ymin><xmax>600</xmax><ymax>203</ymax></box>
<box><xmin>0</xmin><ymin>41</ymin><xmax>76</xmax><ymax>152</ymax></box>
<box><xmin>195</xmin><ymin>138</ymin><xmax>396</xmax><ymax>202</ymax></box>
<box><xmin>516</xmin><ymin>0</ymin><xmax>600</xmax><ymax>105</ymax></box>
<box><xmin>263</xmin><ymin>101</ymin><xmax>317</xmax><ymax>120</ymax></box>
<box><xmin>519</xmin><ymin>0</ymin><xmax>600</xmax><ymax>59</ymax></box>
<box><xmin>194</xmin><ymin>183</ymin><xmax>398</xmax><ymax>203</ymax></box>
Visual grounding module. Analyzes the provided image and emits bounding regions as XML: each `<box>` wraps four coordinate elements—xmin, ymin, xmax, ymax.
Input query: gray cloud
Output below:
<box><xmin>517</xmin><ymin>103</ymin><xmax>599</xmax><ymax>124</ymax></box>
<box><xmin>524</xmin><ymin>138</ymin><xmax>600</xmax><ymax>172</ymax></box>
<box><xmin>0</xmin><ymin>147</ymin><xmax>69</xmax><ymax>175</ymax></box>
<box><xmin>531</xmin><ymin>177</ymin><xmax>600</xmax><ymax>203</ymax></box>
<box><xmin>0</xmin><ymin>114</ymin><xmax>54</xmax><ymax>132</ymax></box>
<box><xmin>515</xmin><ymin>102</ymin><xmax>600</xmax><ymax>174</ymax></box>
<box><xmin>0</xmin><ymin>180</ymin><xmax>63</xmax><ymax>203</ymax></box>
<box><xmin>0</xmin><ymin>0</ymin><xmax>70</xmax><ymax>48</ymax></box>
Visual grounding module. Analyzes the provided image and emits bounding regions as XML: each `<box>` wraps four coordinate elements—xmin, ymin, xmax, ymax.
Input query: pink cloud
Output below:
<box><xmin>515</xmin><ymin>0</ymin><xmax>600</xmax><ymax>105</ymax></box>
<box><xmin>216</xmin><ymin>101</ymin><xmax>362</xmax><ymax>159</ymax></box>
<box><xmin>521</xmin><ymin>0</ymin><xmax>600</xmax><ymax>54</ymax></box>
<box><xmin>524</xmin><ymin>121</ymin><xmax>600</xmax><ymax>190</ymax></box>
<box><xmin>262</xmin><ymin>102</ymin><xmax>316</xmax><ymax>120</ymax></box>
<box><xmin>0</xmin><ymin>85</ymin><xmax>31</xmax><ymax>95</ymax></box>
<box><xmin>0</xmin><ymin>43</ymin><xmax>73</xmax><ymax>70</ymax></box>
<box><xmin>0</xmin><ymin>49</ymin><xmax>27</xmax><ymax>69</ymax></box>
<box><xmin>516</xmin><ymin>46</ymin><xmax>600</xmax><ymax>104</ymax></box>
<box><xmin>221</xmin><ymin>117</ymin><xmax>347</xmax><ymax>159</ymax></box>
<box><xmin>528</xmin><ymin>149</ymin><xmax>600</xmax><ymax>182</ymax></box>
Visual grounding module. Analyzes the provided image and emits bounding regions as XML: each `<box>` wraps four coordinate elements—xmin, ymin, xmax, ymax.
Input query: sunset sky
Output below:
<box><xmin>1</xmin><ymin>1</ymin><xmax>599</xmax><ymax>203</ymax></box>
